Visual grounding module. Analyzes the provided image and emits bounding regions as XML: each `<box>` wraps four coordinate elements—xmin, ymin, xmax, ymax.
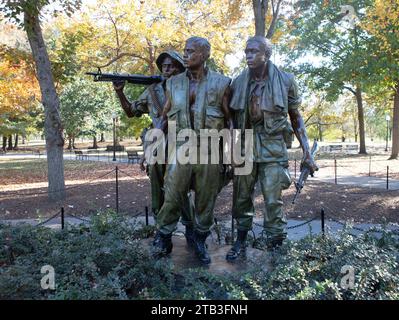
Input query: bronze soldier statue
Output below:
<box><xmin>112</xmin><ymin>51</ymin><xmax>194</xmax><ymax>245</ymax></box>
<box><xmin>154</xmin><ymin>37</ymin><xmax>233</xmax><ymax>264</ymax></box>
<box><xmin>226</xmin><ymin>36</ymin><xmax>318</xmax><ymax>260</ymax></box>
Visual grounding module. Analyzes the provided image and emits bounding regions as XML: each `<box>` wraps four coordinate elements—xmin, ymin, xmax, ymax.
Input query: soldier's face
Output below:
<box><xmin>245</xmin><ymin>41</ymin><xmax>267</xmax><ymax>70</ymax></box>
<box><xmin>183</xmin><ymin>41</ymin><xmax>205</xmax><ymax>69</ymax></box>
<box><xmin>161</xmin><ymin>57</ymin><xmax>180</xmax><ymax>78</ymax></box>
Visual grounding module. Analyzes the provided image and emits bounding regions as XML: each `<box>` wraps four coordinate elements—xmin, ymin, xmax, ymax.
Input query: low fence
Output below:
<box><xmin>1</xmin><ymin>154</ymin><xmax>398</xmax><ymax>250</ymax></box>
<box><xmin>16</xmin><ymin>201</ymin><xmax>399</xmax><ymax>252</ymax></box>
<box><xmin>289</xmin><ymin>156</ymin><xmax>398</xmax><ymax>191</ymax></box>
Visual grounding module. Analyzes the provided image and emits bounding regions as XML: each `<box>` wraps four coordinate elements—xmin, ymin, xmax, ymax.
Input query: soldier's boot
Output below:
<box><xmin>152</xmin><ymin>232</ymin><xmax>173</xmax><ymax>257</ymax></box>
<box><xmin>226</xmin><ymin>230</ymin><xmax>248</xmax><ymax>261</ymax></box>
<box><xmin>193</xmin><ymin>231</ymin><xmax>211</xmax><ymax>264</ymax></box>
<box><xmin>266</xmin><ymin>235</ymin><xmax>285</xmax><ymax>250</ymax></box>
<box><xmin>185</xmin><ymin>225</ymin><xmax>195</xmax><ymax>248</ymax></box>
<box><xmin>152</xmin><ymin>230</ymin><xmax>161</xmax><ymax>246</ymax></box>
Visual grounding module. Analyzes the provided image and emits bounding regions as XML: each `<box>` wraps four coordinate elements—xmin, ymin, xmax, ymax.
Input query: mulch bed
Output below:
<box><xmin>1</xmin><ymin>160</ymin><xmax>398</xmax><ymax>225</ymax></box>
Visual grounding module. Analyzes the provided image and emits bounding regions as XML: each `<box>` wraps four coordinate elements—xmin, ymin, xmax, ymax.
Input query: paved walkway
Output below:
<box><xmin>308</xmin><ymin>167</ymin><xmax>399</xmax><ymax>191</ymax></box>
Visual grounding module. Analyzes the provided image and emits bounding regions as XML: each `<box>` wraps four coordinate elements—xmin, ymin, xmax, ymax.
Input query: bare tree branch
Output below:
<box><xmin>266</xmin><ymin>0</ymin><xmax>282</xmax><ymax>39</ymax></box>
<box><xmin>343</xmin><ymin>85</ymin><xmax>356</xmax><ymax>95</ymax></box>
<box><xmin>96</xmin><ymin>53</ymin><xmax>151</xmax><ymax>69</ymax></box>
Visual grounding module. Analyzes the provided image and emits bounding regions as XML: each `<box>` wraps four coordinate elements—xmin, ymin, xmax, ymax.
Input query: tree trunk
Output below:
<box><xmin>7</xmin><ymin>135</ymin><xmax>13</xmax><ymax>150</ymax></box>
<box><xmin>389</xmin><ymin>83</ymin><xmax>399</xmax><ymax>159</ymax></box>
<box><xmin>318</xmin><ymin>123</ymin><xmax>323</xmax><ymax>142</ymax></box>
<box><xmin>353</xmin><ymin>115</ymin><xmax>358</xmax><ymax>142</ymax></box>
<box><xmin>72</xmin><ymin>136</ymin><xmax>76</xmax><ymax>149</ymax></box>
<box><xmin>67</xmin><ymin>136</ymin><xmax>73</xmax><ymax>150</ymax></box>
<box><xmin>355</xmin><ymin>86</ymin><xmax>367</xmax><ymax>154</ymax></box>
<box><xmin>100</xmin><ymin>132</ymin><xmax>105</xmax><ymax>142</ymax></box>
<box><xmin>24</xmin><ymin>12</ymin><xmax>65</xmax><ymax>201</ymax></box>
<box><xmin>252</xmin><ymin>0</ymin><xmax>267</xmax><ymax>37</ymax></box>
<box><xmin>14</xmin><ymin>134</ymin><xmax>18</xmax><ymax>149</ymax></box>
<box><xmin>2</xmin><ymin>136</ymin><xmax>7</xmax><ymax>151</ymax></box>
<box><xmin>252</xmin><ymin>0</ymin><xmax>282</xmax><ymax>39</ymax></box>
<box><xmin>22</xmin><ymin>135</ymin><xmax>26</xmax><ymax>144</ymax></box>
<box><xmin>92</xmin><ymin>135</ymin><xmax>98</xmax><ymax>149</ymax></box>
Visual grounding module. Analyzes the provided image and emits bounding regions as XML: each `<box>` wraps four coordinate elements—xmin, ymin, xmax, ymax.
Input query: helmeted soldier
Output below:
<box><xmin>154</xmin><ymin>36</ymin><xmax>233</xmax><ymax>264</ymax></box>
<box><xmin>112</xmin><ymin>51</ymin><xmax>194</xmax><ymax>245</ymax></box>
<box><xmin>226</xmin><ymin>36</ymin><xmax>318</xmax><ymax>260</ymax></box>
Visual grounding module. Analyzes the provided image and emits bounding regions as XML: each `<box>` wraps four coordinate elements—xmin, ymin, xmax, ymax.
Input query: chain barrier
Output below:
<box><xmin>65</xmin><ymin>212</ymin><xmax>91</xmax><ymax>223</ymax></box>
<box><xmin>117</xmin><ymin>168</ymin><xmax>138</xmax><ymax>180</ymax></box>
<box><xmin>131</xmin><ymin>211</ymin><xmax>144</xmax><ymax>219</ymax></box>
<box><xmin>2</xmin><ymin>155</ymin><xmax>398</xmax><ymax>239</ymax></box>
<box><xmin>34</xmin><ymin>210</ymin><xmax>61</xmax><ymax>227</ymax></box>
<box><xmin>252</xmin><ymin>214</ymin><xmax>319</xmax><ymax>231</ymax></box>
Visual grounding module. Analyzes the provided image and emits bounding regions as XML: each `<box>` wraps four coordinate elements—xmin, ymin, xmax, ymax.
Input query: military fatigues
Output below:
<box><xmin>230</xmin><ymin>61</ymin><xmax>301</xmax><ymax>241</ymax></box>
<box><xmin>130</xmin><ymin>83</ymin><xmax>192</xmax><ymax>226</ymax></box>
<box><xmin>157</xmin><ymin>69</ymin><xmax>231</xmax><ymax>235</ymax></box>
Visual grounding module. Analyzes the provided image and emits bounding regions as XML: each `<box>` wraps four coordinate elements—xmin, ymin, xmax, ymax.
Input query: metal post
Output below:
<box><xmin>145</xmin><ymin>206</ymin><xmax>149</xmax><ymax>226</ymax></box>
<box><xmin>113</xmin><ymin>118</ymin><xmax>116</xmax><ymax>161</ymax></box>
<box><xmin>334</xmin><ymin>157</ymin><xmax>337</xmax><ymax>185</ymax></box>
<box><xmin>115</xmin><ymin>166</ymin><xmax>119</xmax><ymax>214</ymax></box>
<box><xmin>61</xmin><ymin>207</ymin><xmax>65</xmax><ymax>230</ymax></box>
<box><xmin>321</xmin><ymin>208</ymin><xmax>325</xmax><ymax>236</ymax></box>
<box><xmin>387</xmin><ymin>166</ymin><xmax>389</xmax><ymax>190</ymax></box>
<box><xmin>368</xmin><ymin>155</ymin><xmax>371</xmax><ymax>177</ymax></box>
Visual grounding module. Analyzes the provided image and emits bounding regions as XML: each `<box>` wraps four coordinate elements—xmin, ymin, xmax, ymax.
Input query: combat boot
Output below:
<box><xmin>193</xmin><ymin>231</ymin><xmax>211</xmax><ymax>264</ymax></box>
<box><xmin>266</xmin><ymin>235</ymin><xmax>285</xmax><ymax>250</ymax></box>
<box><xmin>153</xmin><ymin>232</ymin><xmax>173</xmax><ymax>257</ymax></box>
<box><xmin>226</xmin><ymin>230</ymin><xmax>248</xmax><ymax>261</ymax></box>
<box><xmin>185</xmin><ymin>225</ymin><xmax>195</xmax><ymax>248</ymax></box>
<box><xmin>152</xmin><ymin>230</ymin><xmax>161</xmax><ymax>246</ymax></box>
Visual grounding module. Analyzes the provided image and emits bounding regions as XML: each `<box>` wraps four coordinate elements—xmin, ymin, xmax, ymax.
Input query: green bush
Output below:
<box><xmin>0</xmin><ymin>214</ymin><xmax>398</xmax><ymax>300</ymax></box>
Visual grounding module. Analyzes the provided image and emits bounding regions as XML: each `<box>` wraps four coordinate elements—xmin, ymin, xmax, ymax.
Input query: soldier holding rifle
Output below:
<box><xmin>111</xmin><ymin>51</ymin><xmax>194</xmax><ymax>246</ymax></box>
<box><xmin>154</xmin><ymin>37</ymin><xmax>233</xmax><ymax>264</ymax></box>
<box><xmin>226</xmin><ymin>36</ymin><xmax>318</xmax><ymax>260</ymax></box>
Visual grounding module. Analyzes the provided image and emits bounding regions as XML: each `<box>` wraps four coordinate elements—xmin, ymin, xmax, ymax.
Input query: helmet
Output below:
<box><xmin>155</xmin><ymin>50</ymin><xmax>185</xmax><ymax>73</ymax></box>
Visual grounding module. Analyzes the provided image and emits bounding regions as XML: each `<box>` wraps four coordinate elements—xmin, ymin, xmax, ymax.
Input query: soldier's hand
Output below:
<box><xmin>301</xmin><ymin>152</ymin><xmax>318</xmax><ymax>175</ymax></box>
<box><xmin>139</xmin><ymin>157</ymin><xmax>146</xmax><ymax>172</ymax></box>
<box><xmin>113</xmin><ymin>80</ymin><xmax>125</xmax><ymax>91</ymax></box>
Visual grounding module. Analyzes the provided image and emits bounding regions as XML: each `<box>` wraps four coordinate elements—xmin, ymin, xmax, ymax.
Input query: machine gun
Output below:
<box><xmin>86</xmin><ymin>68</ymin><xmax>163</xmax><ymax>85</ymax></box>
<box><xmin>292</xmin><ymin>140</ymin><xmax>319</xmax><ymax>204</ymax></box>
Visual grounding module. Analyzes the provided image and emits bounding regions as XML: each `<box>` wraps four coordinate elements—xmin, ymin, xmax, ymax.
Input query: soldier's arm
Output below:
<box><xmin>221</xmin><ymin>85</ymin><xmax>233</xmax><ymax>130</ymax></box>
<box><xmin>155</xmin><ymin>95</ymin><xmax>171</xmax><ymax>132</ymax></box>
<box><xmin>113</xmin><ymin>82</ymin><xmax>135</xmax><ymax>117</ymax></box>
<box><xmin>288</xmin><ymin>77</ymin><xmax>318</xmax><ymax>173</ymax></box>
<box><xmin>113</xmin><ymin>81</ymin><xmax>149</xmax><ymax>118</ymax></box>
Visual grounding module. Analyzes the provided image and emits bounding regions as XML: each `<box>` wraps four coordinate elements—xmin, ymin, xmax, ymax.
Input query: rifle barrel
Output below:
<box><xmin>85</xmin><ymin>72</ymin><xmax>163</xmax><ymax>85</ymax></box>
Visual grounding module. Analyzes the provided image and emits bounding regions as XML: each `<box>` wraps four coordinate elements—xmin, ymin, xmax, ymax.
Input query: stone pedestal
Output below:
<box><xmin>145</xmin><ymin>235</ymin><xmax>268</xmax><ymax>276</ymax></box>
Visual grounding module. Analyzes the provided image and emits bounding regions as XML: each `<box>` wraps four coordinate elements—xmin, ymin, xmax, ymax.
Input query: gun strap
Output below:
<box><xmin>148</xmin><ymin>84</ymin><xmax>163</xmax><ymax>115</ymax></box>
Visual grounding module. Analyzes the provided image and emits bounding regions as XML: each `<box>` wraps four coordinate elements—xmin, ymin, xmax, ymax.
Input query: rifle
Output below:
<box><xmin>86</xmin><ymin>68</ymin><xmax>163</xmax><ymax>85</ymax></box>
<box><xmin>292</xmin><ymin>140</ymin><xmax>319</xmax><ymax>204</ymax></box>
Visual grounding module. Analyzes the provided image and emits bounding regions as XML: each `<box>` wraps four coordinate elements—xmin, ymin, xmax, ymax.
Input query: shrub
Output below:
<box><xmin>1</xmin><ymin>214</ymin><xmax>398</xmax><ymax>300</ymax></box>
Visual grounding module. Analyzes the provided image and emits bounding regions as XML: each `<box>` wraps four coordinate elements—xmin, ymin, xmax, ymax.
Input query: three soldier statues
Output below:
<box><xmin>113</xmin><ymin>35</ymin><xmax>318</xmax><ymax>265</ymax></box>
